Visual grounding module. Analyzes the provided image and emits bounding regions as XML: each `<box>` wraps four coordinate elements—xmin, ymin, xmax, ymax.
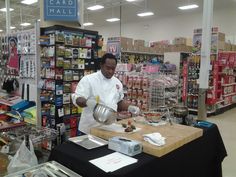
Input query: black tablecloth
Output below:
<box><xmin>49</xmin><ymin>124</ymin><xmax>227</xmax><ymax>177</ymax></box>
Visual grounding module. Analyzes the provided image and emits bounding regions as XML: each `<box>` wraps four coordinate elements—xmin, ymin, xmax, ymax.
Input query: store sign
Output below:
<box><xmin>44</xmin><ymin>0</ymin><xmax>79</xmax><ymax>21</ymax></box>
<box><xmin>107</xmin><ymin>41</ymin><xmax>120</xmax><ymax>59</ymax></box>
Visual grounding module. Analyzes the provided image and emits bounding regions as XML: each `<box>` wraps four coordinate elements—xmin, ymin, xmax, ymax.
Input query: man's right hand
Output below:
<box><xmin>86</xmin><ymin>98</ymin><xmax>97</xmax><ymax>110</ymax></box>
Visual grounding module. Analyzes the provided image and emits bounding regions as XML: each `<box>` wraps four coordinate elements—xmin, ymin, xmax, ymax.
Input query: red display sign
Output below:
<box><xmin>212</xmin><ymin>61</ymin><xmax>219</xmax><ymax>103</ymax></box>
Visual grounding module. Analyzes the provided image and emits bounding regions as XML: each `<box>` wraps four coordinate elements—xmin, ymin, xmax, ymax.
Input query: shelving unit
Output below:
<box><xmin>164</xmin><ymin>52</ymin><xmax>191</xmax><ymax>103</ymax></box>
<box><xmin>186</xmin><ymin>51</ymin><xmax>236</xmax><ymax>115</ymax></box>
<box><xmin>39</xmin><ymin>25</ymin><xmax>100</xmax><ymax>138</ymax></box>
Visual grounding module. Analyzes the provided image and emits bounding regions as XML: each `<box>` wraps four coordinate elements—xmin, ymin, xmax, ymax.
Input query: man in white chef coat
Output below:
<box><xmin>72</xmin><ymin>53</ymin><xmax>140</xmax><ymax>134</ymax></box>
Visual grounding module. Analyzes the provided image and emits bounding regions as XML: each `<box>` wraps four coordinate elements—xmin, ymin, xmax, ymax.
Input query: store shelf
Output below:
<box><xmin>219</xmin><ymin>104</ymin><xmax>232</xmax><ymax>108</ymax></box>
<box><xmin>187</xmin><ymin>93</ymin><xmax>198</xmax><ymax>96</ymax></box>
<box><xmin>216</xmin><ymin>100</ymin><xmax>224</xmax><ymax>104</ymax></box>
<box><xmin>188</xmin><ymin>108</ymin><xmax>197</xmax><ymax>112</ymax></box>
<box><xmin>222</xmin><ymin>83</ymin><xmax>236</xmax><ymax>86</ymax></box>
<box><xmin>188</xmin><ymin>108</ymin><xmax>215</xmax><ymax>114</ymax></box>
<box><xmin>222</xmin><ymin>92</ymin><xmax>236</xmax><ymax>97</ymax></box>
<box><xmin>121</xmin><ymin>50</ymin><xmax>163</xmax><ymax>55</ymax></box>
<box><xmin>64</xmin><ymin>45</ymin><xmax>92</xmax><ymax>48</ymax></box>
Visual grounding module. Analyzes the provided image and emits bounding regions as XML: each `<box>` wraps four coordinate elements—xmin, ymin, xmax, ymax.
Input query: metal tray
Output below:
<box><xmin>69</xmin><ymin>134</ymin><xmax>108</xmax><ymax>149</ymax></box>
<box><xmin>5</xmin><ymin>160</ymin><xmax>82</xmax><ymax>177</ymax></box>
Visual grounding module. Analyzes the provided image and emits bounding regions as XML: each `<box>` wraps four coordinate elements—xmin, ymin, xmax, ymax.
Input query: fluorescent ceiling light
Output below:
<box><xmin>83</xmin><ymin>22</ymin><xmax>94</xmax><ymax>26</ymax></box>
<box><xmin>10</xmin><ymin>26</ymin><xmax>16</xmax><ymax>29</ymax></box>
<box><xmin>106</xmin><ymin>18</ymin><xmax>120</xmax><ymax>22</ymax></box>
<box><xmin>0</xmin><ymin>8</ymin><xmax>14</xmax><ymax>12</ymax></box>
<box><xmin>126</xmin><ymin>0</ymin><xmax>137</xmax><ymax>2</ymax></box>
<box><xmin>20</xmin><ymin>22</ymin><xmax>31</xmax><ymax>26</ymax></box>
<box><xmin>137</xmin><ymin>11</ymin><xmax>154</xmax><ymax>17</ymax></box>
<box><xmin>87</xmin><ymin>5</ymin><xmax>104</xmax><ymax>11</ymax></box>
<box><xmin>37</xmin><ymin>19</ymin><xmax>41</xmax><ymax>22</ymax></box>
<box><xmin>178</xmin><ymin>4</ymin><xmax>199</xmax><ymax>10</ymax></box>
<box><xmin>21</xmin><ymin>0</ymin><xmax>38</xmax><ymax>5</ymax></box>
<box><xmin>0</xmin><ymin>30</ymin><xmax>3</xmax><ymax>32</ymax></box>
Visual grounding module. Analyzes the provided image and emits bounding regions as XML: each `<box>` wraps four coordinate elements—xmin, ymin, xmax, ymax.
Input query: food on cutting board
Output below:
<box><xmin>125</xmin><ymin>126</ymin><xmax>133</xmax><ymax>132</ymax></box>
<box><xmin>122</xmin><ymin>123</ymin><xmax>127</xmax><ymax>128</ymax></box>
<box><xmin>123</xmin><ymin>120</ymin><xmax>136</xmax><ymax>132</ymax></box>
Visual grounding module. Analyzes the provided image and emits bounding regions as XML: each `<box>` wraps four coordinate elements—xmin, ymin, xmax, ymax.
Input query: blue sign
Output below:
<box><xmin>44</xmin><ymin>0</ymin><xmax>79</xmax><ymax>22</ymax></box>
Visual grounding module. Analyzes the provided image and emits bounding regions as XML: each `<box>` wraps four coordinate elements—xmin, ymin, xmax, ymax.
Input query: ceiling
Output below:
<box><xmin>0</xmin><ymin>0</ymin><xmax>235</xmax><ymax>32</ymax></box>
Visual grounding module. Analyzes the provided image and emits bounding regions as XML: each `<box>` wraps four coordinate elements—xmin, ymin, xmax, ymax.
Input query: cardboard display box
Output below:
<box><xmin>174</xmin><ymin>37</ymin><xmax>187</xmax><ymax>45</ymax></box>
<box><xmin>134</xmin><ymin>40</ymin><xmax>145</xmax><ymax>47</ymax></box>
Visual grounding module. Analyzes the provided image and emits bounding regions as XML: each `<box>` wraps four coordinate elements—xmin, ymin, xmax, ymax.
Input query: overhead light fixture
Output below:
<box><xmin>106</xmin><ymin>18</ymin><xmax>120</xmax><ymax>22</ymax></box>
<box><xmin>87</xmin><ymin>5</ymin><xmax>104</xmax><ymax>11</ymax></box>
<box><xmin>137</xmin><ymin>11</ymin><xmax>154</xmax><ymax>17</ymax></box>
<box><xmin>83</xmin><ymin>22</ymin><xmax>94</xmax><ymax>26</ymax></box>
<box><xmin>0</xmin><ymin>8</ymin><xmax>14</xmax><ymax>12</ymax></box>
<box><xmin>126</xmin><ymin>0</ymin><xmax>137</xmax><ymax>2</ymax></box>
<box><xmin>178</xmin><ymin>4</ymin><xmax>199</xmax><ymax>10</ymax></box>
<box><xmin>10</xmin><ymin>26</ymin><xmax>16</xmax><ymax>29</ymax></box>
<box><xmin>0</xmin><ymin>30</ymin><xmax>3</xmax><ymax>32</ymax></box>
<box><xmin>137</xmin><ymin>0</ymin><xmax>154</xmax><ymax>17</ymax></box>
<box><xmin>20</xmin><ymin>22</ymin><xmax>31</xmax><ymax>26</ymax></box>
<box><xmin>21</xmin><ymin>0</ymin><xmax>38</xmax><ymax>5</ymax></box>
<box><xmin>37</xmin><ymin>19</ymin><xmax>41</xmax><ymax>22</ymax></box>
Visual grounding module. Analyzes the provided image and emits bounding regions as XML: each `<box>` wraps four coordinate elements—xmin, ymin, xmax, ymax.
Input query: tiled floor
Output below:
<box><xmin>207</xmin><ymin>108</ymin><xmax>236</xmax><ymax>177</ymax></box>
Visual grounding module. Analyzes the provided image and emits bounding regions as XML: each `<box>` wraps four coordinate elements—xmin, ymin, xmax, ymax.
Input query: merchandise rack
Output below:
<box><xmin>186</xmin><ymin>51</ymin><xmax>236</xmax><ymax>116</ymax></box>
<box><xmin>39</xmin><ymin>25</ymin><xmax>101</xmax><ymax>138</ymax></box>
<box><xmin>0</xmin><ymin>124</ymin><xmax>58</xmax><ymax>145</ymax></box>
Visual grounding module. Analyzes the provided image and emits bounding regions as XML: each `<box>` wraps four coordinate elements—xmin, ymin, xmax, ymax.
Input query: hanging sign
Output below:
<box><xmin>107</xmin><ymin>41</ymin><xmax>120</xmax><ymax>59</ymax></box>
<box><xmin>44</xmin><ymin>0</ymin><xmax>79</xmax><ymax>21</ymax></box>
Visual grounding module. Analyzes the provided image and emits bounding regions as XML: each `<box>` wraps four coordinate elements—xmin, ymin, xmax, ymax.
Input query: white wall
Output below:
<box><xmin>88</xmin><ymin>7</ymin><xmax>236</xmax><ymax>44</ymax></box>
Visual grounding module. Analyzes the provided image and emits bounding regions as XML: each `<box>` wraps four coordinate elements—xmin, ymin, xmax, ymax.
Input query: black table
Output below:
<box><xmin>49</xmin><ymin>124</ymin><xmax>227</xmax><ymax>177</ymax></box>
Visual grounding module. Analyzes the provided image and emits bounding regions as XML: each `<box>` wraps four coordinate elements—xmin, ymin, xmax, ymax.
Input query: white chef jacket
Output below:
<box><xmin>72</xmin><ymin>70</ymin><xmax>124</xmax><ymax>134</ymax></box>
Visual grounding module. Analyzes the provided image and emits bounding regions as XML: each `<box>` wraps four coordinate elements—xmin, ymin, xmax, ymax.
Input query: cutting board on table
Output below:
<box><xmin>90</xmin><ymin>118</ymin><xmax>203</xmax><ymax>157</ymax></box>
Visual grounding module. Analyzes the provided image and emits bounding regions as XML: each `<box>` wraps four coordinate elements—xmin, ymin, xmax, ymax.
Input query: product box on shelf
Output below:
<box><xmin>173</xmin><ymin>37</ymin><xmax>187</xmax><ymax>45</ymax></box>
<box><xmin>218</xmin><ymin>41</ymin><xmax>225</xmax><ymax>51</ymax></box>
<box><xmin>224</xmin><ymin>96</ymin><xmax>232</xmax><ymax>106</ymax></box>
<box><xmin>225</xmin><ymin>43</ymin><xmax>232</xmax><ymax>51</ymax></box>
<box><xmin>134</xmin><ymin>40</ymin><xmax>145</xmax><ymax>47</ymax></box>
<box><xmin>232</xmin><ymin>95</ymin><xmax>236</xmax><ymax>103</ymax></box>
<box><xmin>127</xmin><ymin>44</ymin><xmax>134</xmax><ymax>51</ymax></box>
<box><xmin>193</xmin><ymin>28</ymin><xmax>225</xmax><ymax>54</ymax></box>
<box><xmin>107</xmin><ymin>37</ymin><xmax>133</xmax><ymax>51</ymax></box>
<box><xmin>218</xmin><ymin>32</ymin><xmax>226</xmax><ymax>41</ymax></box>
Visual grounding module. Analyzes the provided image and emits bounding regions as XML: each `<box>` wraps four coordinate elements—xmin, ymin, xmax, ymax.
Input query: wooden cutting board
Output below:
<box><xmin>90</xmin><ymin>118</ymin><xmax>203</xmax><ymax>157</ymax></box>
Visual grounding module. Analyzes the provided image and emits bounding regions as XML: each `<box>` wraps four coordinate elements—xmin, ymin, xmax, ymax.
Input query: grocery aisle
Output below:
<box><xmin>208</xmin><ymin>108</ymin><xmax>236</xmax><ymax>177</ymax></box>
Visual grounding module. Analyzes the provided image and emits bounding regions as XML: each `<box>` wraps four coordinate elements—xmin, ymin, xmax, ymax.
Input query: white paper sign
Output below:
<box><xmin>89</xmin><ymin>152</ymin><xmax>138</xmax><ymax>172</ymax></box>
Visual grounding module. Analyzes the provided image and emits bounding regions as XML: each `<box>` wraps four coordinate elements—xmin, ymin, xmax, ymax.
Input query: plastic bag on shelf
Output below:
<box><xmin>7</xmin><ymin>139</ymin><xmax>38</xmax><ymax>174</ymax></box>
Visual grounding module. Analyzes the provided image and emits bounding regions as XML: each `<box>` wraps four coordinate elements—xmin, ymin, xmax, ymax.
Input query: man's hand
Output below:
<box><xmin>128</xmin><ymin>105</ymin><xmax>140</xmax><ymax>115</ymax></box>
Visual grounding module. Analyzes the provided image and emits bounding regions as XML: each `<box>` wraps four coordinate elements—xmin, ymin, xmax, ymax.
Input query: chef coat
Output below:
<box><xmin>72</xmin><ymin>70</ymin><xmax>124</xmax><ymax>134</ymax></box>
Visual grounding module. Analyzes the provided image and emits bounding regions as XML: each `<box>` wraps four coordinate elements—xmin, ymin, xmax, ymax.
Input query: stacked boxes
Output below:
<box><xmin>120</xmin><ymin>37</ymin><xmax>133</xmax><ymax>51</ymax></box>
<box><xmin>173</xmin><ymin>37</ymin><xmax>187</xmax><ymax>45</ymax></box>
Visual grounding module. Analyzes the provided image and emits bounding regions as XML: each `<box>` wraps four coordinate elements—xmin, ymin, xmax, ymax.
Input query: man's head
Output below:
<box><xmin>100</xmin><ymin>53</ymin><xmax>117</xmax><ymax>79</ymax></box>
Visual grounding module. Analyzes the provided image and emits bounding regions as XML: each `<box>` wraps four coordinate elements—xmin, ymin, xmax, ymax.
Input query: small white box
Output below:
<box><xmin>108</xmin><ymin>136</ymin><xmax>142</xmax><ymax>156</ymax></box>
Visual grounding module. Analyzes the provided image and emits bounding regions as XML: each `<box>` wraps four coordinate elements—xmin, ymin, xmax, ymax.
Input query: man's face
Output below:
<box><xmin>101</xmin><ymin>58</ymin><xmax>117</xmax><ymax>79</ymax></box>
